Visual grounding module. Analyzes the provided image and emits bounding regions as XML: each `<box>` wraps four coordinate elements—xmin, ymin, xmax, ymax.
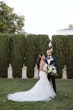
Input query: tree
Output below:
<box><xmin>0</xmin><ymin>1</ymin><xmax>25</xmax><ymax>34</ymax></box>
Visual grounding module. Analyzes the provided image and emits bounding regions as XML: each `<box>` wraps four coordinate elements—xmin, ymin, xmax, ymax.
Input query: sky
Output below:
<box><xmin>1</xmin><ymin>0</ymin><xmax>73</xmax><ymax>36</ymax></box>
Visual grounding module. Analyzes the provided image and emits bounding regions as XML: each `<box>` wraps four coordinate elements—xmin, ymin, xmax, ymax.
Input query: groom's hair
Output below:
<box><xmin>47</xmin><ymin>49</ymin><xmax>52</xmax><ymax>53</ymax></box>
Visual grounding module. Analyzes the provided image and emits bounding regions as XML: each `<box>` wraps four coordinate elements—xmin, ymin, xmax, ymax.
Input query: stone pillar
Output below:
<box><xmin>62</xmin><ymin>65</ymin><xmax>67</xmax><ymax>79</ymax></box>
<box><xmin>22</xmin><ymin>64</ymin><xmax>28</xmax><ymax>79</ymax></box>
<box><xmin>8</xmin><ymin>64</ymin><xmax>13</xmax><ymax>78</ymax></box>
<box><xmin>34</xmin><ymin>64</ymin><xmax>39</xmax><ymax>79</ymax></box>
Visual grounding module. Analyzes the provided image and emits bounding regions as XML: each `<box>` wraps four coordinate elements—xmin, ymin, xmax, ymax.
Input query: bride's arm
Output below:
<box><xmin>39</xmin><ymin>61</ymin><xmax>48</xmax><ymax>74</ymax></box>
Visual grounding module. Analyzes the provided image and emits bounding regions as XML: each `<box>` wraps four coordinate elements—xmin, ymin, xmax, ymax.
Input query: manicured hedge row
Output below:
<box><xmin>0</xmin><ymin>34</ymin><xmax>49</xmax><ymax>78</ymax></box>
<box><xmin>10</xmin><ymin>35</ymin><xmax>26</xmax><ymax>78</ymax></box>
<box><xmin>25</xmin><ymin>34</ymin><xmax>49</xmax><ymax>78</ymax></box>
<box><xmin>0</xmin><ymin>35</ymin><xmax>10</xmax><ymax>77</ymax></box>
<box><xmin>52</xmin><ymin>35</ymin><xmax>73</xmax><ymax>79</ymax></box>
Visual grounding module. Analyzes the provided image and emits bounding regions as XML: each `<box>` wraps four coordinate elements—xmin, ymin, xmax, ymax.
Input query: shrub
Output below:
<box><xmin>52</xmin><ymin>35</ymin><xmax>73</xmax><ymax>78</ymax></box>
<box><xmin>0</xmin><ymin>34</ymin><xmax>10</xmax><ymax>77</ymax></box>
<box><xmin>10</xmin><ymin>34</ymin><xmax>26</xmax><ymax>78</ymax></box>
<box><xmin>25</xmin><ymin>34</ymin><xmax>50</xmax><ymax>78</ymax></box>
<box><xmin>0</xmin><ymin>34</ymin><xmax>50</xmax><ymax>78</ymax></box>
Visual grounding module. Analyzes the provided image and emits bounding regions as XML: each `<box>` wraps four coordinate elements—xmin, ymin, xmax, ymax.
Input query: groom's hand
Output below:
<box><xmin>55</xmin><ymin>73</ymin><xmax>58</xmax><ymax>77</ymax></box>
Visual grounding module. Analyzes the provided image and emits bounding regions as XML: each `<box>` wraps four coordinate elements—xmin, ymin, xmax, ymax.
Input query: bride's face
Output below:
<box><xmin>41</xmin><ymin>55</ymin><xmax>45</xmax><ymax>60</ymax></box>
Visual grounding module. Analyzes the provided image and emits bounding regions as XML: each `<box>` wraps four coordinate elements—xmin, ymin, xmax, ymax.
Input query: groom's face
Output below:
<box><xmin>47</xmin><ymin>50</ymin><xmax>52</xmax><ymax>56</ymax></box>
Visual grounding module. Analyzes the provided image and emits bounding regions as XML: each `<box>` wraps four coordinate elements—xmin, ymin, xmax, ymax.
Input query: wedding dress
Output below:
<box><xmin>7</xmin><ymin>63</ymin><xmax>56</xmax><ymax>102</ymax></box>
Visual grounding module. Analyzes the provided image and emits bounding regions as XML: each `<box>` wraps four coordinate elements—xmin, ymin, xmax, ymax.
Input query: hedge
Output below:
<box><xmin>25</xmin><ymin>34</ymin><xmax>49</xmax><ymax>78</ymax></box>
<box><xmin>0</xmin><ymin>35</ymin><xmax>10</xmax><ymax>77</ymax></box>
<box><xmin>0</xmin><ymin>34</ymin><xmax>50</xmax><ymax>78</ymax></box>
<box><xmin>52</xmin><ymin>35</ymin><xmax>73</xmax><ymax>79</ymax></box>
<box><xmin>1</xmin><ymin>34</ymin><xmax>73</xmax><ymax>78</ymax></box>
<box><xmin>10</xmin><ymin>35</ymin><xmax>26</xmax><ymax>78</ymax></box>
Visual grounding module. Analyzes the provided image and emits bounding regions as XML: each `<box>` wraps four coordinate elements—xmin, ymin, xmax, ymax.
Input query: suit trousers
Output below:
<box><xmin>48</xmin><ymin>74</ymin><xmax>56</xmax><ymax>93</ymax></box>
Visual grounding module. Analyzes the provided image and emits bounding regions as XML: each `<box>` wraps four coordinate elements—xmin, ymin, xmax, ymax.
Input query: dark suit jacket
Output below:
<box><xmin>44</xmin><ymin>56</ymin><xmax>59</xmax><ymax>74</ymax></box>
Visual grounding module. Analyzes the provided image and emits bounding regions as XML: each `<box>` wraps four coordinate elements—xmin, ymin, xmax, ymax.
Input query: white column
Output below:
<box><xmin>22</xmin><ymin>65</ymin><xmax>28</xmax><ymax>79</ymax></box>
<box><xmin>62</xmin><ymin>65</ymin><xmax>67</xmax><ymax>79</ymax></box>
<box><xmin>34</xmin><ymin>64</ymin><xmax>39</xmax><ymax>79</ymax></box>
<box><xmin>7</xmin><ymin>64</ymin><xmax>13</xmax><ymax>78</ymax></box>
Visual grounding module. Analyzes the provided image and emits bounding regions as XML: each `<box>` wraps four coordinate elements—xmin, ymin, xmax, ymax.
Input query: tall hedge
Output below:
<box><xmin>0</xmin><ymin>34</ymin><xmax>50</xmax><ymax>78</ymax></box>
<box><xmin>0</xmin><ymin>35</ymin><xmax>10</xmax><ymax>77</ymax></box>
<box><xmin>10</xmin><ymin>35</ymin><xmax>26</xmax><ymax>78</ymax></box>
<box><xmin>52</xmin><ymin>35</ymin><xmax>73</xmax><ymax>78</ymax></box>
<box><xmin>25</xmin><ymin>34</ymin><xmax>50</xmax><ymax>78</ymax></box>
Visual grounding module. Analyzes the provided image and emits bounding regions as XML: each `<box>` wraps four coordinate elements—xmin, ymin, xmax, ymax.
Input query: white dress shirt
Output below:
<box><xmin>47</xmin><ymin>56</ymin><xmax>53</xmax><ymax>65</ymax></box>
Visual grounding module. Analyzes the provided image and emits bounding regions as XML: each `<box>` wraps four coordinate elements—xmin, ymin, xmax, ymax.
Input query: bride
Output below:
<box><xmin>7</xmin><ymin>54</ymin><xmax>56</xmax><ymax>102</ymax></box>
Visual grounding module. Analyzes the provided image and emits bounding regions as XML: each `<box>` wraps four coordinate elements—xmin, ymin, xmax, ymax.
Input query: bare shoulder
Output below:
<box><xmin>40</xmin><ymin>60</ymin><xmax>45</xmax><ymax>65</ymax></box>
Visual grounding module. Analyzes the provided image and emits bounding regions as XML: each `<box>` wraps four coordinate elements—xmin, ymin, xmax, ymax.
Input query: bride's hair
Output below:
<box><xmin>37</xmin><ymin>54</ymin><xmax>43</xmax><ymax>69</ymax></box>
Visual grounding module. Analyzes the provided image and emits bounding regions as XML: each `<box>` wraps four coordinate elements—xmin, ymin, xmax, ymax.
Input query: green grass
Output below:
<box><xmin>0</xmin><ymin>78</ymin><xmax>73</xmax><ymax>110</ymax></box>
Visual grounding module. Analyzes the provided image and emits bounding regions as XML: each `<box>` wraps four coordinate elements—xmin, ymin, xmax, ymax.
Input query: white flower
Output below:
<box><xmin>47</xmin><ymin>65</ymin><xmax>57</xmax><ymax>75</ymax></box>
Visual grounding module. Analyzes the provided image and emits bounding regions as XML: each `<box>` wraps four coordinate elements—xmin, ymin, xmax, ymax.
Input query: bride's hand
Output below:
<box><xmin>46</xmin><ymin>71</ymin><xmax>49</xmax><ymax>74</ymax></box>
<box><xmin>55</xmin><ymin>73</ymin><xmax>58</xmax><ymax>76</ymax></box>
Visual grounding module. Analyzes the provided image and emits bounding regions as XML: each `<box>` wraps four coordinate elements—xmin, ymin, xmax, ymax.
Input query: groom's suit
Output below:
<box><xmin>44</xmin><ymin>56</ymin><xmax>59</xmax><ymax>93</ymax></box>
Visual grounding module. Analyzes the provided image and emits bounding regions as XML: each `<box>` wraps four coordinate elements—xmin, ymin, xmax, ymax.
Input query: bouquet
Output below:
<box><xmin>47</xmin><ymin>64</ymin><xmax>57</xmax><ymax>75</ymax></box>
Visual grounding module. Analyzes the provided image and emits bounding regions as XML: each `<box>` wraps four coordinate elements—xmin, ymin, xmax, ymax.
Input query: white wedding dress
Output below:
<box><xmin>7</xmin><ymin>63</ymin><xmax>56</xmax><ymax>102</ymax></box>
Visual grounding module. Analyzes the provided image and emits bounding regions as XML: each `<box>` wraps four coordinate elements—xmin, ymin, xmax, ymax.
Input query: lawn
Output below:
<box><xmin>0</xmin><ymin>78</ymin><xmax>73</xmax><ymax>110</ymax></box>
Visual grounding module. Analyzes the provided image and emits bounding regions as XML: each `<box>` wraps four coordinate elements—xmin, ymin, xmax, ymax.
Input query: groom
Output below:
<box><xmin>44</xmin><ymin>50</ymin><xmax>59</xmax><ymax>93</ymax></box>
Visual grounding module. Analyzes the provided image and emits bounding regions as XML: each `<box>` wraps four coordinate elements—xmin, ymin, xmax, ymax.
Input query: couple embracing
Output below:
<box><xmin>8</xmin><ymin>50</ymin><xmax>59</xmax><ymax>102</ymax></box>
